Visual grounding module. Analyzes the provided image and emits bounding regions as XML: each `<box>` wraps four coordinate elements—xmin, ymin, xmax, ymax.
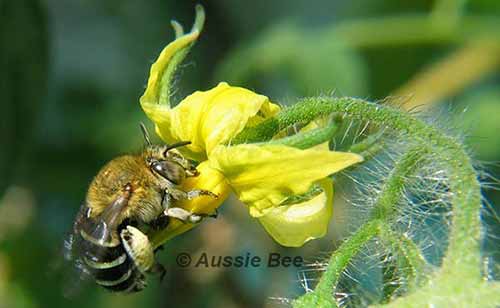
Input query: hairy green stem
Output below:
<box><xmin>380</xmin><ymin>251</ymin><xmax>401</xmax><ymax>303</ymax></box>
<box><xmin>379</xmin><ymin>224</ymin><xmax>429</xmax><ymax>293</ymax></box>
<box><xmin>323</xmin><ymin>98</ymin><xmax>481</xmax><ymax>271</ymax></box>
<box><xmin>372</xmin><ymin>147</ymin><xmax>430</xmax><ymax>300</ymax></box>
<box><xmin>248</xmin><ymin>97</ymin><xmax>483</xmax><ymax>305</ymax></box>
<box><xmin>294</xmin><ymin>220</ymin><xmax>381</xmax><ymax>308</ymax></box>
<box><xmin>294</xmin><ymin>146</ymin><xmax>427</xmax><ymax>307</ymax></box>
<box><xmin>256</xmin><ymin>119</ymin><xmax>339</xmax><ymax>149</ymax></box>
<box><xmin>347</xmin><ymin>129</ymin><xmax>384</xmax><ymax>154</ymax></box>
<box><xmin>371</xmin><ymin>146</ymin><xmax>426</xmax><ymax>220</ymax></box>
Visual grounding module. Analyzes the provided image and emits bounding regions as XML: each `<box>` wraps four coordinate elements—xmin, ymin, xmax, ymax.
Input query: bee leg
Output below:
<box><xmin>163</xmin><ymin>188</ymin><xmax>218</xmax><ymax>223</ymax></box>
<box><xmin>210</xmin><ymin>208</ymin><xmax>219</xmax><ymax>219</ymax></box>
<box><xmin>149</xmin><ymin>214</ymin><xmax>169</xmax><ymax>231</ymax></box>
<box><xmin>185</xmin><ymin>168</ymin><xmax>199</xmax><ymax>178</ymax></box>
<box><xmin>169</xmin><ymin>188</ymin><xmax>218</xmax><ymax>201</ymax></box>
<box><xmin>120</xmin><ymin>225</ymin><xmax>157</xmax><ymax>274</ymax></box>
<box><xmin>168</xmin><ymin>154</ymin><xmax>199</xmax><ymax>178</ymax></box>
<box><xmin>164</xmin><ymin>207</ymin><xmax>200</xmax><ymax>223</ymax></box>
<box><xmin>164</xmin><ymin>207</ymin><xmax>218</xmax><ymax>224</ymax></box>
<box><xmin>149</xmin><ymin>262</ymin><xmax>167</xmax><ymax>282</ymax></box>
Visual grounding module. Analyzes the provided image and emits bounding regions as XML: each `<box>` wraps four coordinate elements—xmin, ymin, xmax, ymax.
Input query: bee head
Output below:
<box><xmin>140</xmin><ymin>123</ymin><xmax>197</xmax><ymax>184</ymax></box>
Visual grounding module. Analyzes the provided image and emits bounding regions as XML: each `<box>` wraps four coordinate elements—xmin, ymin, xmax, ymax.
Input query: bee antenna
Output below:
<box><xmin>165</xmin><ymin>141</ymin><xmax>191</xmax><ymax>152</ymax></box>
<box><xmin>140</xmin><ymin>122</ymin><xmax>152</xmax><ymax>146</ymax></box>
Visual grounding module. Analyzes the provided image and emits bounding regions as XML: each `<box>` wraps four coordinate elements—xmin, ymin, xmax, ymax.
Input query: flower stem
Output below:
<box><xmin>258</xmin><ymin>118</ymin><xmax>340</xmax><ymax>149</ymax></box>
<box><xmin>293</xmin><ymin>220</ymin><xmax>381</xmax><ymax>308</ymax></box>
<box><xmin>293</xmin><ymin>145</ymin><xmax>428</xmax><ymax>307</ymax></box>
<box><xmin>371</xmin><ymin>146</ymin><xmax>426</xmax><ymax>220</ymax></box>
<box><xmin>378</xmin><ymin>224</ymin><xmax>429</xmax><ymax>294</ymax></box>
<box><xmin>251</xmin><ymin>97</ymin><xmax>484</xmax><ymax>305</ymax></box>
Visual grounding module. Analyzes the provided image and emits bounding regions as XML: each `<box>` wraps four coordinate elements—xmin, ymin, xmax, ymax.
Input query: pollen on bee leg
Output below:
<box><xmin>164</xmin><ymin>207</ymin><xmax>193</xmax><ymax>222</ymax></box>
<box><xmin>164</xmin><ymin>207</ymin><xmax>217</xmax><ymax>224</ymax></box>
<box><xmin>186</xmin><ymin>189</ymin><xmax>218</xmax><ymax>200</ymax></box>
<box><xmin>120</xmin><ymin>226</ymin><xmax>155</xmax><ymax>273</ymax></box>
<box><xmin>168</xmin><ymin>188</ymin><xmax>218</xmax><ymax>201</ymax></box>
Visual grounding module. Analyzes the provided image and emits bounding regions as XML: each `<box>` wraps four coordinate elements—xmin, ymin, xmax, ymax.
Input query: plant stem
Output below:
<box><xmin>293</xmin><ymin>220</ymin><xmax>381</xmax><ymax>308</ymax></box>
<box><xmin>378</xmin><ymin>224</ymin><xmax>429</xmax><ymax>293</ymax></box>
<box><xmin>371</xmin><ymin>146</ymin><xmax>426</xmax><ymax>220</ymax></box>
<box><xmin>261</xmin><ymin>119</ymin><xmax>339</xmax><ymax>149</ymax></box>
<box><xmin>294</xmin><ymin>145</ymin><xmax>428</xmax><ymax>307</ymax></box>
<box><xmin>252</xmin><ymin>97</ymin><xmax>484</xmax><ymax>305</ymax></box>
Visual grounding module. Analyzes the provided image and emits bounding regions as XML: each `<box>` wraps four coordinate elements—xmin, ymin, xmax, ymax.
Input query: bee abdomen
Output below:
<box><xmin>79</xmin><ymin>229</ymin><xmax>145</xmax><ymax>293</ymax></box>
<box><xmin>95</xmin><ymin>263</ymin><xmax>145</xmax><ymax>293</ymax></box>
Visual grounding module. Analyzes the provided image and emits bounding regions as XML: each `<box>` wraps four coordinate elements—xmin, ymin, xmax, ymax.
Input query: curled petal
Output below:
<box><xmin>139</xmin><ymin>8</ymin><xmax>279</xmax><ymax>162</ymax></box>
<box><xmin>155</xmin><ymin>82</ymin><xmax>279</xmax><ymax>161</ymax></box>
<box><xmin>140</xmin><ymin>29</ymin><xmax>200</xmax><ymax>108</ymax></box>
<box><xmin>209</xmin><ymin>144</ymin><xmax>363</xmax><ymax>217</ymax></box>
<box><xmin>258</xmin><ymin>179</ymin><xmax>334</xmax><ymax>247</ymax></box>
<box><xmin>148</xmin><ymin>161</ymin><xmax>230</xmax><ymax>248</ymax></box>
<box><xmin>140</xmin><ymin>5</ymin><xmax>205</xmax><ymax>141</ymax></box>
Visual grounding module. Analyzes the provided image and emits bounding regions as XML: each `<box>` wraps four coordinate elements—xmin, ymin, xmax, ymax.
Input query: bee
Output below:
<box><xmin>65</xmin><ymin>124</ymin><xmax>217</xmax><ymax>293</ymax></box>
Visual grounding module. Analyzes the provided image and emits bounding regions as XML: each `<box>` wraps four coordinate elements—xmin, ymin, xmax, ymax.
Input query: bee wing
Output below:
<box><xmin>58</xmin><ymin>204</ymin><xmax>95</xmax><ymax>298</ymax></box>
<box><xmin>61</xmin><ymin>188</ymin><xmax>132</xmax><ymax>297</ymax></box>
<box><xmin>80</xmin><ymin>186</ymin><xmax>132</xmax><ymax>247</ymax></box>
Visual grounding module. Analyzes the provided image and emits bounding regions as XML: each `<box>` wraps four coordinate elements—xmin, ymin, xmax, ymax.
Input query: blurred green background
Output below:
<box><xmin>1</xmin><ymin>0</ymin><xmax>499</xmax><ymax>307</ymax></box>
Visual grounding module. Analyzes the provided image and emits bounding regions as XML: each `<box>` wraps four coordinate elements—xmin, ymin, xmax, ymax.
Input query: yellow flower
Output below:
<box><xmin>143</xmin><ymin>82</ymin><xmax>280</xmax><ymax>162</ymax></box>
<box><xmin>142</xmin><ymin>6</ymin><xmax>363</xmax><ymax>247</ymax></box>
<box><xmin>258</xmin><ymin>179</ymin><xmax>333</xmax><ymax>247</ymax></box>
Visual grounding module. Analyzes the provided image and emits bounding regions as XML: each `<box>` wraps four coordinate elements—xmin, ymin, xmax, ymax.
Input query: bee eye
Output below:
<box><xmin>153</xmin><ymin>164</ymin><xmax>163</xmax><ymax>172</ymax></box>
<box><xmin>151</xmin><ymin>161</ymin><xmax>186</xmax><ymax>185</ymax></box>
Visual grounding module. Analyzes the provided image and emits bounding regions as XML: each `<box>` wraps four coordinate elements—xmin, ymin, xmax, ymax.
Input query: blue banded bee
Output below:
<box><xmin>65</xmin><ymin>124</ymin><xmax>217</xmax><ymax>293</ymax></box>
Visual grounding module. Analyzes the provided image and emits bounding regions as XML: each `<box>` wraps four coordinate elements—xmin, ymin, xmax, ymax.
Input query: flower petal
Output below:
<box><xmin>209</xmin><ymin>144</ymin><xmax>363</xmax><ymax>217</ymax></box>
<box><xmin>140</xmin><ymin>30</ymin><xmax>200</xmax><ymax>108</ymax></box>
<box><xmin>154</xmin><ymin>82</ymin><xmax>279</xmax><ymax>161</ymax></box>
<box><xmin>258</xmin><ymin>179</ymin><xmax>334</xmax><ymax>247</ymax></box>
<box><xmin>140</xmin><ymin>6</ymin><xmax>205</xmax><ymax>145</ymax></box>
<box><xmin>148</xmin><ymin>161</ymin><xmax>230</xmax><ymax>248</ymax></box>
